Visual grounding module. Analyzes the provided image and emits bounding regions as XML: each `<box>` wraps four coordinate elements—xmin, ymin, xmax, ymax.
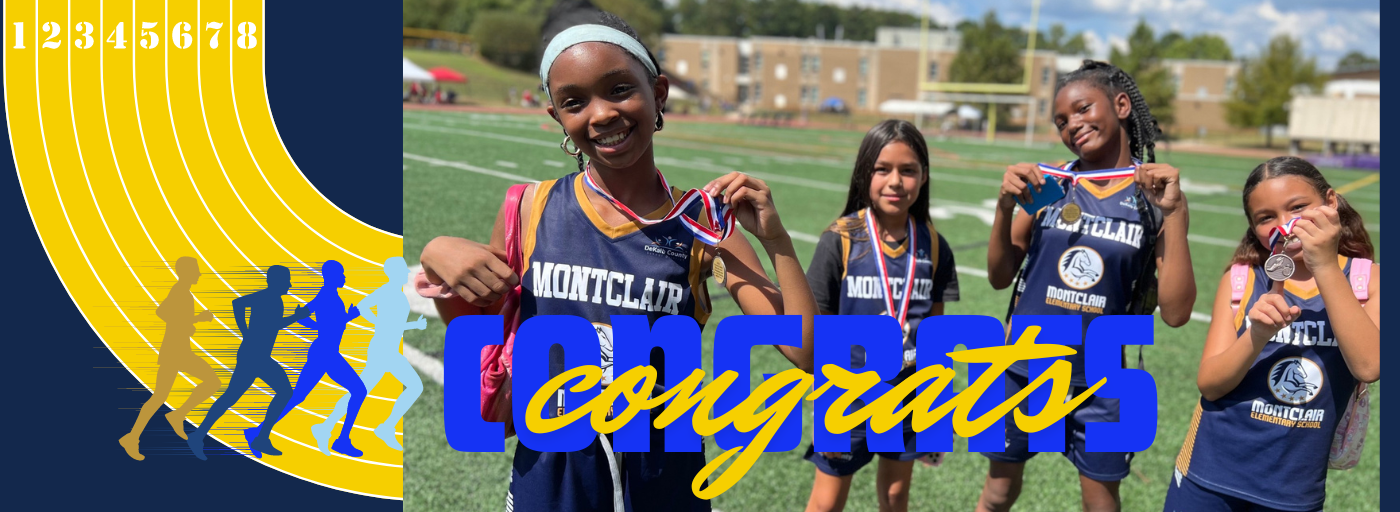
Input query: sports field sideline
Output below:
<box><xmin>400</xmin><ymin>109</ymin><xmax>1381</xmax><ymax>511</ymax></box>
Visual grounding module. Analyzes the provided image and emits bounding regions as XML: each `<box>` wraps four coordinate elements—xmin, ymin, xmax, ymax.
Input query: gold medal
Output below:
<box><xmin>712</xmin><ymin>255</ymin><xmax>726</xmax><ymax>285</ymax></box>
<box><xmin>1060</xmin><ymin>202</ymin><xmax>1082</xmax><ymax>224</ymax></box>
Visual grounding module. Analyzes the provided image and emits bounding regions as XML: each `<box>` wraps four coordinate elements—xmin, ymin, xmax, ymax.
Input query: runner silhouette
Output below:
<box><xmin>243</xmin><ymin>260</ymin><xmax>368</xmax><ymax>458</ymax></box>
<box><xmin>187</xmin><ymin>265</ymin><xmax>309</xmax><ymax>460</ymax></box>
<box><xmin>311</xmin><ymin>256</ymin><xmax>425</xmax><ymax>454</ymax></box>
<box><xmin>119</xmin><ymin>257</ymin><xmax>221</xmax><ymax>460</ymax></box>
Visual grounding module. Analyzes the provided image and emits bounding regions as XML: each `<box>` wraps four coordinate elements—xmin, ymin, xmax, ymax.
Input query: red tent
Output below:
<box><xmin>429</xmin><ymin>66</ymin><xmax>467</xmax><ymax>83</ymax></box>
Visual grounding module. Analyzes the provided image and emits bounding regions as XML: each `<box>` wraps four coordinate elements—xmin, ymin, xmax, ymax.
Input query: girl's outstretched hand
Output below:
<box><xmin>1293</xmin><ymin>205</ymin><xmax>1342</xmax><ymax>272</ymax></box>
<box><xmin>420</xmin><ymin>236</ymin><xmax>520</xmax><ymax>307</ymax></box>
<box><xmin>1135</xmin><ymin>163</ymin><xmax>1185</xmax><ymax>215</ymax></box>
<box><xmin>704</xmin><ymin>172</ymin><xmax>787</xmax><ymax>242</ymax></box>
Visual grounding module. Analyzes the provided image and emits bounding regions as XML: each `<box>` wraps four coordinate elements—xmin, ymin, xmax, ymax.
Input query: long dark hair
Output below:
<box><xmin>1231</xmin><ymin>156</ymin><xmax>1374</xmax><ymax>269</ymax></box>
<box><xmin>1055</xmin><ymin>60</ymin><xmax>1160</xmax><ymax>164</ymax></box>
<box><xmin>831</xmin><ymin>119</ymin><xmax>931</xmax><ymax>235</ymax></box>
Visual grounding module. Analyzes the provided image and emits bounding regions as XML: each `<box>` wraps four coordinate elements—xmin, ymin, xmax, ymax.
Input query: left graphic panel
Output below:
<box><xmin>6</xmin><ymin>0</ymin><xmax>404</xmax><ymax>499</ymax></box>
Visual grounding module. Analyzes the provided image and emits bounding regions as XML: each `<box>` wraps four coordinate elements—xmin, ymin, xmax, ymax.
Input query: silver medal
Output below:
<box><xmin>1264</xmin><ymin>253</ymin><xmax>1295</xmax><ymax>281</ymax></box>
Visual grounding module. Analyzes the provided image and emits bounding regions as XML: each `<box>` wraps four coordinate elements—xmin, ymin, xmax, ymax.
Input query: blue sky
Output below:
<box><xmin>811</xmin><ymin>0</ymin><xmax>1380</xmax><ymax>69</ymax></box>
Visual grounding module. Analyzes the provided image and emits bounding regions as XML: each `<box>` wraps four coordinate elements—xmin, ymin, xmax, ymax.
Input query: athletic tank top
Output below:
<box><xmin>1008</xmin><ymin>165</ymin><xmax>1160</xmax><ymax>386</ymax></box>
<box><xmin>520</xmin><ymin>172</ymin><xmax>711</xmax><ymax>414</ymax></box>
<box><xmin>835</xmin><ymin>210</ymin><xmax>941</xmax><ymax>371</ymax></box>
<box><xmin>1172</xmin><ymin>258</ymin><xmax>1365</xmax><ymax>511</ymax></box>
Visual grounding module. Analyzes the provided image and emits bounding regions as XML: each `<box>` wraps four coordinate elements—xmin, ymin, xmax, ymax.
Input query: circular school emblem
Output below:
<box><xmin>1057</xmin><ymin>246</ymin><xmax>1104</xmax><ymax>290</ymax></box>
<box><xmin>1268</xmin><ymin>357</ymin><xmax>1324</xmax><ymax>405</ymax></box>
<box><xmin>594</xmin><ymin>322</ymin><xmax>615</xmax><ymax>385</ymax></box>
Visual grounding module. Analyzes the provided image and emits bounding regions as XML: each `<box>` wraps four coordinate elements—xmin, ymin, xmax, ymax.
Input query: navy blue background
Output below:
<box><xmin>2</xmin><ymin>1</ymin><xmax>400</xmax><ymax>509</ymax></box>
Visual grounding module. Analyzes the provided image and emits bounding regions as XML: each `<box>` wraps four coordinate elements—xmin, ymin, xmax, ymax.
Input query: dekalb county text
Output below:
<box><xmin>444</xmin><ymin>314</ymin><xmax>1157</xmax><ymax>499</ymax></box>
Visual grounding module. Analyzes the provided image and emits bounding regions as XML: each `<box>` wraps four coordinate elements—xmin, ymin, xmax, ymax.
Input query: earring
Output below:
<box><xmin>655</xmin><ymin>111</ymin><xmax>665</xmax><ymax>132</ymax></box>
<box><xmin>560</xmin><ymin>133</ymin><xmax>581</xmax><ymax>156</ymax></box>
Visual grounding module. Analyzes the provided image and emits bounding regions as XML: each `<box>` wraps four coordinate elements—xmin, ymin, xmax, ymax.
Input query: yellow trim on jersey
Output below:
<box><xmin>1283</xmin><ymin>256</ymin><xmax>1351</xmax><ymax>300</ymax></box>
<box><xmin>926</xmin><ymin>220</ymin><xmax>942</xmax><ymax>288</ymax></box>
<box><xmin>1079</xmin><ymin>177</ymin><xmax>1133</xmax><ymax>199</ymax></box>
<box><xmin>839</xmin><ymin>230</ymin><xmax>852</xmax><ymax>280</ymax></box>
<box><xmin>522</xmin><ymin>179</ymin><xmax>558</xmax><ymax>266</ymax></box>
<box><xmin>689</xmin><ymin>213</ymin><xmax>713</xmax><ymax>327</ymax></box>
<box><xmin>573</xmin><ymin>175</ymin><xmax>680</xmax><ymax>238</ymax></box>
<box><xmin>857</xmin><ymin>209</ymin><xmax>910</xmax><ymax>258</ymax></box>
<box><xmin>1174</xmin><ymin>403</ymin><xmax>1204</xmax><ymax>475</ymax></box>
<box><xmin>1233</xmin><ymin>267</ymin><xmax>1256</xmax><ymax>331</ymax></box>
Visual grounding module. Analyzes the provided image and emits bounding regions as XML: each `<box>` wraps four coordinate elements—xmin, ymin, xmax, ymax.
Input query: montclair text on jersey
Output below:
<box><xmin>531</xmin><ymin>261</ymin><xmax>687</xmax><ymax>314</ymax></box>
<box><xmin>1039</xmin><ymin>210</ymin><xmax>1146</xmax><ymax>249</ymax></box>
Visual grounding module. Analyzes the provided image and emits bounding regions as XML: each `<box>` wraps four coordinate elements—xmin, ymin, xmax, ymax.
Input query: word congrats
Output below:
<box><xmin>444</xmin><ymin>315</ymin><xmax>1157</xmax><ymax>499</ymax></box>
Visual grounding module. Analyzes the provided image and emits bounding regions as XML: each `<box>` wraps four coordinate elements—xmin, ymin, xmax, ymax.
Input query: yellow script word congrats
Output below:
<box><xmin>524</xmin><ymin>327</ymin><xmax>1105</xmax><ymax>499</ymax></box>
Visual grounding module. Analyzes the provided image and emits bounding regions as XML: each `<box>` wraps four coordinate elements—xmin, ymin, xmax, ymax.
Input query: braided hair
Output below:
<box><xmin>1055</xmin><ymin>60</ymin><xmax>1160</xmax><ymax>164</ymax></box>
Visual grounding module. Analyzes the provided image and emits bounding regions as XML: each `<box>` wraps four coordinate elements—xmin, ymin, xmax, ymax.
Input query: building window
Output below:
<box><xmin>754</xmin><ymin>83</ymin><xmax>763</xmax><ymax>102</ymax></box>
<box><xmin>739</xmin><ymin>54</ymin><xmax>750</xmax><ymax>75</ymax></box>
<box><xmin>1172</xmin><ymin>73</ymin><xmax>1182</xmax><ymax>92</ymax></box>
<box><xmin>809</xmin><ymin>86</ymin><xmax>820</xmax><ymax>104</ymax></box>
<box><xmin>1038</xmin><ymin>100</ymin><xmax>1046</xmax><ymax>115</ymax></box>
<box><xmin>774</xmin><ymin>63</ymin><xmax>788</xmax><ymax>81</ymax></box>
<box><xmin>676</xmin><ymin>60</ymin><xmax>689</xmax><ymax>76</ymax></box>
<box><xmin>701</xmin><ymin>50</ymin><xmax>710</xmax><ymax>70</ymax></box>
<box><xmin>833</xmin><ymin>67</ymin><xmax>846</xmax><ymax>84</ymax></box>
<box><xmin>799</xmin><ymin>86</ymin><xmax>809</xmax><ymax>104</ymax></box>
<box><xmin>1197</xmin><ymin>86</ymin><xmax>1208</xmax><ymax>99</ymax></box>
<box><xmin>1041</xmin><ymin>67</ymin><xmax>1050</xmax><ymax>86</ymax></box>
<box><xmin>927</xmin><ymin>62</ymin><xmax>939</xmax><ymax>81</ymax></box>
<box><xmin>857</xmin><ymin>88</ymin><xmax>867</xmax><ymax>107</ymax></box>
<box><xmin>1225</xmin><ymin>77</ymin><xmax>1236</xmax><ymax>94</ymax></box>
<box><xmin>813</xmin><ymin>56</ymin><xmax>821</xmax><ymax>73</ymax></box>
<box><xmin>859</xmin><ymin>57</ymin><xmax>869</xmax><ymax>77</ymax></box>
<box><xmin>754</xmin><ymin>52</ymin><xmax>763</xmax><ymax>72</ymax></box>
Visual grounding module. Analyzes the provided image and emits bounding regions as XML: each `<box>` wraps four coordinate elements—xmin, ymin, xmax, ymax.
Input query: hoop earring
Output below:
<box><xmin>655</xmin><ymin>111</ymin><xmax>665</xmax><ymax>132</ymax></box>
<box><xmin>560</xmin><ymin>133</ymin><xmax>581</xmax><ymax>156</ymax></box>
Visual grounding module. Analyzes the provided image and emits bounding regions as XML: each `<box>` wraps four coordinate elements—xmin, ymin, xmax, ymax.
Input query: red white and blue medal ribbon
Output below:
<box><xmin>582</xmin><ymin>165</ymin><xmax>736</xmax><ymax>246</ymax></box>
<box><xmin>864</xmin><ymin>208</ymin><xmax>917</xmax><ymax>328</ymax></box>
<box><xmin>1035</xmin><ymin>161</ymin><xmax>1138</xmax><ymax>187</ymax></box>
<box><xmin>1269</xmin><ymin>217</ymin><xmax>1302</xmax><ymax>252</ymax></box>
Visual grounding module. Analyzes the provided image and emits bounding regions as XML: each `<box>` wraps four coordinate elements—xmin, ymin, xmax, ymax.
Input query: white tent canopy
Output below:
<box><xmin>877</xmin><ymin>99</ymin><xmax>955</xmax><ymax>116</ymax></box>
<box><xmin>403</xmin><ymin>57</ymin><xmax>434</xmax><ymax>82</ymax></box>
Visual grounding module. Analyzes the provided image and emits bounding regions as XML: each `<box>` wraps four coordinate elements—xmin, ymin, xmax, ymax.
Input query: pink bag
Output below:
<box><xmin>415</xmin><ymin>184</ymin><xmax>528</xmax><ymax>438</ymax></box>
<box><xmin>1229</xmin><ymin>258</ymin><xmax>1372</xmax><ymax>470</ymax></box>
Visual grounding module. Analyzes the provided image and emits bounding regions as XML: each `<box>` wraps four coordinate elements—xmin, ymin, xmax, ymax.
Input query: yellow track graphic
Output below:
<box><xmin>7</xmin><ymin>0</ymin><xmax>402</xmax><ymax>499</ymax></box>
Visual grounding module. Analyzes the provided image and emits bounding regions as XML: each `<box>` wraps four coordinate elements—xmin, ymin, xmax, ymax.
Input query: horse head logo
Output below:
<box><xmin>1058</xmin><ymin>247</ymin><xmax>1104</xmax><ymax>289</ymax></box>
<box><xmin>1269</xmin><ymin>357</ymin><xmax>1323</xmax><ymax>405</ymax></box>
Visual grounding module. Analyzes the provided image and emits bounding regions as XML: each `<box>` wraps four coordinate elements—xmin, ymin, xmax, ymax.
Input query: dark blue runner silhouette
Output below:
<box><xmin>244</xmin><ymin>260</ymin><xmax>367</xmax><ymax>458</ymax></box>
<box><xmin>187</xmin><ymin>265</ymin><xmax>310</xmax><ymax>460</ymax></box>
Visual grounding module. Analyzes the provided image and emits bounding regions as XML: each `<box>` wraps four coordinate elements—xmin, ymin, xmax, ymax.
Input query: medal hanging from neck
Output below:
<box><xmin>1037</xmin><ymin>161</ymin><xmax>1138</xmax><ymax>224</ymax></box>
<box><xmin>583</xmin><ymin>164</ymin><xmax>736</xmax><ymax>246</ymax></box>
<box><xmin>864</xmin><ymin>208</ymin><xmax>917</xmax><ymax>334</ymax></box>
<box><xmin>1264</xmin><ymin>217</ymin><xmax>1301</xmax><ymax>281</ymax></box>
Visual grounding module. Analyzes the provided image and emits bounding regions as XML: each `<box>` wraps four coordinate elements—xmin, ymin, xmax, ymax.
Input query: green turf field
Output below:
<box><xmin>401</xmin><ymin>110</ymin><xmax>1382</xmax><ymax>512</ymax></box>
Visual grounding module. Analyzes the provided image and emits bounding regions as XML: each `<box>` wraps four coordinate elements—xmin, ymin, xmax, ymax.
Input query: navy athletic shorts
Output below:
<box><xmin>980</xmin><ymin>371</ymin><xmax>1134</xmax><ymax>482</ymax></box>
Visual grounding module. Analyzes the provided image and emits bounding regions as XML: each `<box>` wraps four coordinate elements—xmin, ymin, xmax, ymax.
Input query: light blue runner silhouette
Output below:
<box><xmin>312</xmin><ymin>256</ymin><xmax>426</xmax><ymax>453</ymax></box>
<box><xmin>187</xmin><ymin>265</ymin><xmax>309</xmax><ymax>460</ymax></box>
<box><xmin>243</xmin><ymin>260</ymin><xmax>368</xmax><ymax>458</ymax></box>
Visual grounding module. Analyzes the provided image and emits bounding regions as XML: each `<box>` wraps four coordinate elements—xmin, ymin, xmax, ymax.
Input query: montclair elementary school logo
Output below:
<box><xmin>1059</xmin><ymin>246</ymin><xmax>1104</xmax><ymax>289</ymax></box>
<box><xmin>1269</xmin><ymin>357</ymin><xmax>1324</xmax><ymax>405</ymax></box>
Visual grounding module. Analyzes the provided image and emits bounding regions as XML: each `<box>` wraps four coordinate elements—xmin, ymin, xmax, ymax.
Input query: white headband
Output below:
<box><xmin>539</xmin><ymin>24</ymin><xmax>657</xmax><ymax>101</ymax></box>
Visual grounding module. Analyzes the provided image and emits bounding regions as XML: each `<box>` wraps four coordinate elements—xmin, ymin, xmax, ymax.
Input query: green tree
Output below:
<box><xmin>1161</xmin><ymin>33</ymin><xmax>1233</xmax><ymax>60</ymax></box>
<box><xmin>1038</xmin><ymin>23</ymin><xmax>1089</xmax><ymax>55</ymax></box>
<box><xmin>1225</xmin><ymin>35</ymin><xmax>1324</xmax><ymax>147</ymax></box>
<box><xmin>595</xmin><ymin>0</ymin><xmax>664</xmax><ymax>49</ymax></box>
<box><xmin>471</xmin><ymin>10</ymin><xmax>542</xmax><ymax>71</ymax></box>
<box><xmin>1109</xmin><ymin>19</ymin><xmax>1176</xmax><ymax>131</ymax></box>
<box><xmin>1337</xmin><ymin>51</ymin><xmax>1379</xmax><ymax>69</ymax></box>
<box><xmin>949</xmin><ymin>12</ymin><xmax>1022</xmax><ymax>128</ymax></box>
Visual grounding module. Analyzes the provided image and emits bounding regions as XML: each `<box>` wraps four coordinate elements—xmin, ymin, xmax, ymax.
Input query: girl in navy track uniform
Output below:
<box><xmin>418</xmin><ymin>13</ymin><xmax>819</xmax><ymax>512</ymax></box>
<box><xmin>1164</xmin><ymin>157</ymin><xmax>1379</xmax><ymax>512</ymax></box>
<box><xmin>979</xmin><ymin>60</ymin><xmax>1198</xmax><ymax>512</ymax></box>
<box><xmin>801</xmin><ymin>120</ymin><xmax>959</xmax><ymax>512</ymax></box>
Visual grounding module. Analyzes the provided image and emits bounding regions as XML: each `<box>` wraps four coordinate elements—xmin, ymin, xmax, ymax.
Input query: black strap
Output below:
<box><xmin>1126</xmin><ymin>188</ymin><xmax>1160</xmax><ymax>371</ymax></box>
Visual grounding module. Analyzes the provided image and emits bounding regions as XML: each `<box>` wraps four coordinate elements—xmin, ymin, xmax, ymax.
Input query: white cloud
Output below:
<box><xmin>926</xmin><ymin>2</ymin><xmax>962</xmax><ymax>25</ymax></box>
<box><xmin>1081</xmin><ymin>30</ymin><xmax>1107</xmax><ymax>59</ymax></box>
<box><xmin>1109</xmin><ymin>35</ymin><xmax>1129</xmax><ymax>57</ymax></box>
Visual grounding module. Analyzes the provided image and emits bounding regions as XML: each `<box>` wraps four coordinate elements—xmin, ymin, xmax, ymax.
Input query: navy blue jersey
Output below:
<box><xmin>1008</xmin><ymin>173</ymin><xmax>1160</xmax><ymax>386</ymax></box>
<box><xmin>1172</xmin><ymin>259</ymin><xmax>1366</xmax><ymax>511</ymax></box>
<box><xmin>521</xmin><ymin>172</ymin><xmax>711</xmax><ymax>392</ymax></box>
<box><xmin>808</xmin><ymin>211</ymin><xmax>958</xmax><ymax>438</ymax></box>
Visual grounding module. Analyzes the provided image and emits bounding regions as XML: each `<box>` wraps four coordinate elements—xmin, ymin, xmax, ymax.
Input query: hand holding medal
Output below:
<box><xmin>703</xmin><ymin>171</ymin><xmax>787</xmax><ymax>243</ymax></box>
<box><xmin>1264</xmin><ymin>218</ymin><xmax>1301</xmax><ymax>281</ymax></box>
<box><xmin>1291</xmin><ymin>205</ymin><xmax>1343</xmax><ymax>273</ymax></box>
<box><xmin>1036</xmin><ymin>162</ymin><xmax>1138</xmax><ymax>224</ymax></box>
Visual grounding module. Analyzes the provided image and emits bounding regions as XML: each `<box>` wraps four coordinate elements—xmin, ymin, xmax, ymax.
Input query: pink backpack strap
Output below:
<box><xmin>502</xmin><ymin>184</ymin><xmax>529</xmax><ymax>274</ymax></box>
<box><xmin>1350</xmin><ymin>258</ymin><xmax>1372</xmax><ymax>303</ymax></box>
<box><xmin>1229</xmin><ymin>264</ymin><xmax>1250</xmax><ymax>315</ymax></box>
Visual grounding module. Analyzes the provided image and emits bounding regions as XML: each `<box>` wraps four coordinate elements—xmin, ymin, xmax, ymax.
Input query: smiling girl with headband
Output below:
<box><xmin>417</xmin><ymin>12</ymin><xmax>817</xmax><ymax>511</ymax></box>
